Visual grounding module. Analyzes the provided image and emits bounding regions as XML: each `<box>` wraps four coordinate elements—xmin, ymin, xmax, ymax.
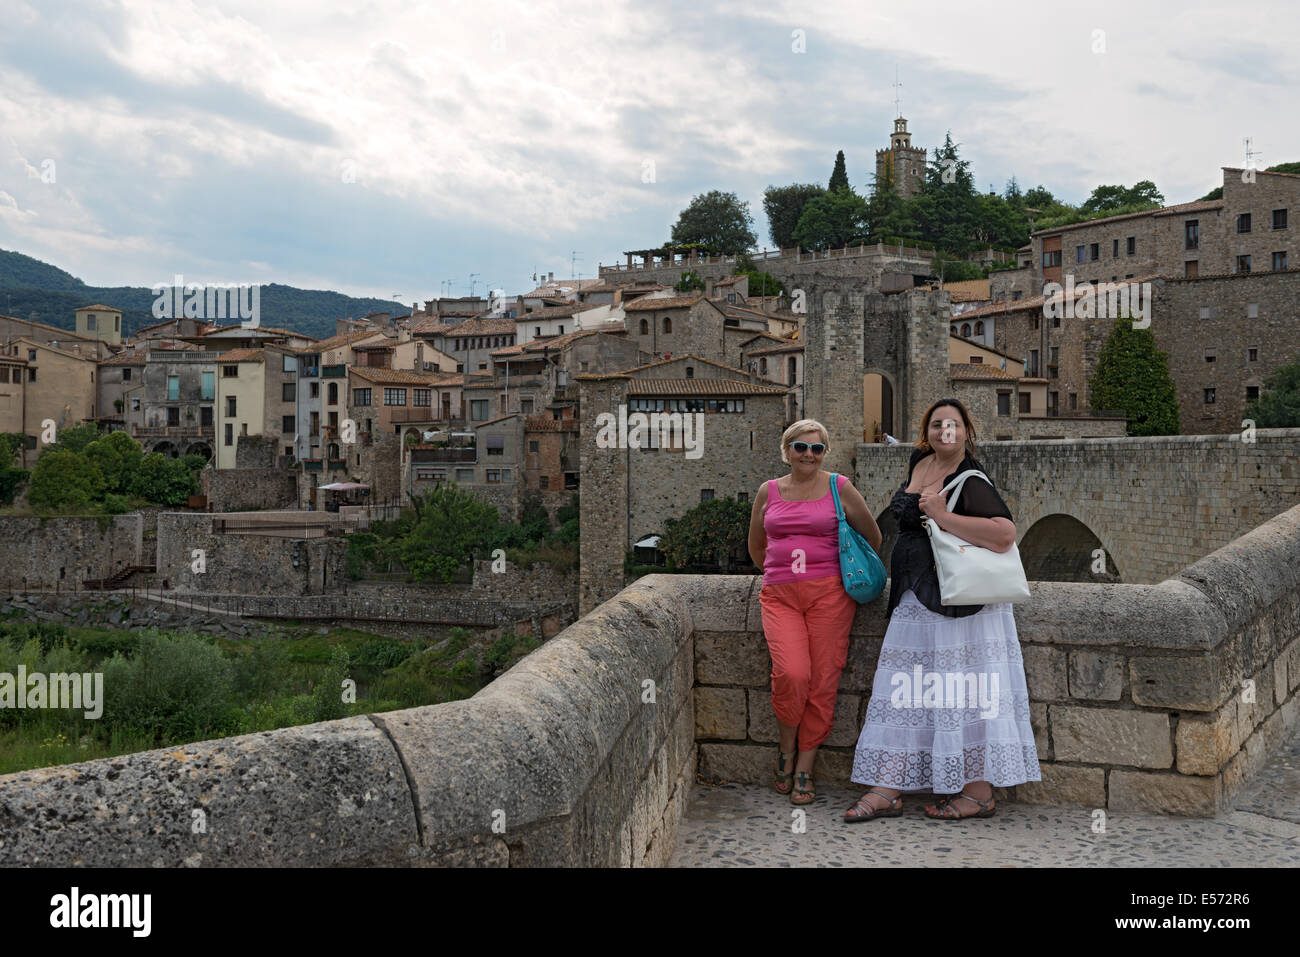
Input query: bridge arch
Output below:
<box><xmin>1018</xmin><ymin>512</ymin><xmax>1121</xmax><ymax>582</ymax></box>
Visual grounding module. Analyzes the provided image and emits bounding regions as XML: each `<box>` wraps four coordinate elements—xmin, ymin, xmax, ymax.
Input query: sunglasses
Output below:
<box><xmin>791</xmin><ymin>442</ymin><xmax>826</xmax><ymax>455</ymax></box>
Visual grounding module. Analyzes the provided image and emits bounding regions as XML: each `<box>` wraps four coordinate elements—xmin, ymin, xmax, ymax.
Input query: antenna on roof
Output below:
<box><xmin>1243</xmin><ymin>136</ymin><xmax>1261</xmax><ymax>169</ymax></box>
<box><xmin>893</xmin><ymin>64</ymin><xmax>902</xmax><ymax>118</ymax></box>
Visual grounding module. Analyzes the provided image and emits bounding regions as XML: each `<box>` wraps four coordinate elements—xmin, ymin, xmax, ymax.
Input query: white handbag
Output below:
<box><xmin>920</xmin><ymin>469</ymin><xmax>1031</xmax><ymax>605</ymax></box>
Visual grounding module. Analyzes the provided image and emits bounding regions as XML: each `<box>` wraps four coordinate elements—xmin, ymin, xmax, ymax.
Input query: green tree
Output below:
<box><xmin>865</xmin><ymin>163</ymin><xmax>913</xmax><ymax>240</ymax></box>
<box><xmin>84</xmin><ymin>431</ymin><xmax>143</xmax><ymax>495</ymax></box>
<box><xmin>658</xmin><ymin>496</ymin><xmax>752</xmax><ymax>570</ymax></box>
<box><xmin>129</xmin><ymin>452</ymin><xmax>198</xmax><ymax>506</ymax></box>
<box><xmin>393</xmin><ymin>485</ymin><xmax>500</xmax><ymax>583</ymax></box>
<box><xmin>1081</xmin><ymin>181</ymin><xmax>1164</xmax><ymax>215</ymax></box>
<box><xmin>1244</xmin><ymin>362</ymin><xmax>1300</xmax><ymax>427</ymax></box>
<box><xmin>792</xmin><ymin>189</ymin><xmax>870</xmax><ymax>251</ymax></box>
<box><xmin>674</xmin><ymin>269</ymin><xmax>705</xmax><ymax>293</ymax></box>
<box><xmin>1087</xmin><ymin>317</ymin><xmax>1180</xmax><ymax>436</ymax></box>
<box><xmin>27</xmin><ymin>450</ymin><xmax>106</xmax><ymax>509</ymax></box>
<box><xmin>733</xmin><ymin>252</ymin><xmax>785</xmax><ymax>297</ymax></box>
<box><xmin>762</xmin><ymin>183</ymin><xmax>825</xmax><ymax>249</ymax></box>
<box><xmin>0</xmin><ymin>433</ymin><xmax>29</xmax><ymax>506</ymax></box>
<box><xmin>669</xmin><ymin>190</ymin><xmax>756</xmax><ymax>255</ymax></box>
<box><xmin>39</xmin><ymin>421</ymin><xmax>100</xmax><ymax>457</ymax></box>
<box><xmin>828</xmin><ymin>150</ymin><xmax>850</xmax><ymax>192</ymax></box>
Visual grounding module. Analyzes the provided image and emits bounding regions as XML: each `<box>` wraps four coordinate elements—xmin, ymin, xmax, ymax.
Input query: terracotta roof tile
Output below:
<box><xmin>949</xmin><ymin>362</ymin><xmax>1017</xmax><ymax>381</ymax></box>
<box><xmin>626</xmin><ymin>378</ymin><xmax>789</xmax><ymax>396</ymax></box>
<box><xmin>439</xmin><ymin>317</ymin><xmax>517</xmax><ymax>337</ymax></box>
<box><xmin>622</xmin><ymin>294</ymin><xmax>705</xmax><ymax>311</ymax></box>
<box><xmin>349</xmin><ymin>366</ymin><xmax>457</xmax><ymax>385</ymax></box>
<box><xmin>215</xmin><ymin>348</ymin><xmax>265</xmax><ymax>362</ymax></box>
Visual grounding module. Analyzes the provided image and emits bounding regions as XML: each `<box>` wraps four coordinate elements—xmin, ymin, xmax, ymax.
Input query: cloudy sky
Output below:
<box><xmin>0</xmin><ymin>0</ymin><xmax>1295</xmax><ymax>302</ymax></box>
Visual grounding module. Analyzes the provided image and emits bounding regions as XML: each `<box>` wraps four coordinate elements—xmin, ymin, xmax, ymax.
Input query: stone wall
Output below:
<box><xmin>0</xmin><ymin>515</ymin><xmax>145</xmax><ymax>589</ymax></box>
<box><xmin>202</xmin><ymin>467</ymin><xmax>298</xmax><ymax>512</ymax></box>
<box><xmin>693</xmin><ymin>502</ymin><xmax>1300</xmax><ymax>816</ymax></box>
<box><xmin>155</xmin><ymin>513</ymin><xmax>346</xmax><ymax>595</ymax></box>
<box><xmin>0</xmin><ymin>574</ymin><xmax>702</xmax><ymax>866</ymax></box>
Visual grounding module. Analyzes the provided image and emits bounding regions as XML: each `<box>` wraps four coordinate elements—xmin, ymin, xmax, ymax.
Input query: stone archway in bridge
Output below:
<box><xmin>151</xmin><ymin>440</ymin><xmax>177</xmax><ymax>459</ymax></box>
<box><xmin>184</xmin><ymin>442</ymin><xmax>211</xmax><ymax>461</ymax></box>
<box><xmin>863</xmin><ymin>369</ymin><xmax>896</xmax><ymax>443</ymax></box>
<box><xmin>1018</xmin><ymin>513</ymin><xmax>1122</xmax><ymax>582</ymax></box>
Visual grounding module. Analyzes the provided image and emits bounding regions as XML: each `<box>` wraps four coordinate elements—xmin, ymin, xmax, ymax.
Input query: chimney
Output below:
<box><xmin>705</xmin><ymin>276</ymin><xmax>714</xmax><ymax>297</ymax></box>
<box><xmin>416</xmin><ymin>341</ymin><xmax>425</xmax><ymax>370</ymax></box>
<box><xmin>548</xmin><ymin>271</ymin><xmax>554</xmax><ymax>282</ymax></box>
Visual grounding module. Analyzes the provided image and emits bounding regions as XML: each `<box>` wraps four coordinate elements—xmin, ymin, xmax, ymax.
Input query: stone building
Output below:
<box><xmin>212</xmin><ymin>346</ymin><xmax>297</xmax><ymax>469</ymax></box>
<box><xmin>3</xmin><ymin>337</ymin><xmax>100</xmax><ymax>466</ymax></box>
<box><xmin>622</xmin><ymin>294</ymin><xmax>768</xmax><ymax>369</ymax></box>
<box><xmin>576</xmin><ymin>370</ymin><xmax>790</xmax><ymax>613</ymax></box>
<box><xmin>415</xmin><ymin>316</ymin><xmax>517</xmax><ymax>376</ymax></box>
<box><xmin>875</xmin><ymin>116</ymin><xmax>928</xmax><ymax>199</ymax></box>
<box><xmin>0</xmin><ymin>314</ymin><xmax>114</xmax><ymax>360</ymax></box>
<box><xmin>96</xmin><ymin>347</ymin><xmax>147</xmax><ymax>433</ymax></box>
<box><xmin>73</xmin><ymin>304</ymin><xmax>123</xmax><ymax>345</ymax></box>
<box><xmin>132</xmin><ymin>347</ymin><xmax>218</xmax><ymax>458</ymax></box>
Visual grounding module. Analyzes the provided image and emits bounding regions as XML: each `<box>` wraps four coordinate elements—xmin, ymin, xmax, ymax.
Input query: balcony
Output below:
<box><xmin>298</xmin><ymin>366</ymin><xmax>321</xmax><ymax>378</ymax></box>
<box><xmin>322</xmin><ymin>364</ymin><xmax>347</xmax><ymax>377</ymax></box>
<box><xmin>410</xmin><ymin>447</ymin><xmax>476</xmax><ymax>464</ymax></box>
<box><xmin>328</xmin><ymin>459</ymin><xmax>347</xmax><ymax>470</ymax></box>
<box><xmin>133</xmin><ymin>425</ymin><xmax>215</xmax><ymax>440</ymax></box>
<box><xmin>302</xmin><ymin>459</ymin><xmax>324</xmax><ymax>471</ymax></box>
<box><xmin>388</xmin><ymin>407</ymin><xmax>448</xmax><ymax>424</ymax></box>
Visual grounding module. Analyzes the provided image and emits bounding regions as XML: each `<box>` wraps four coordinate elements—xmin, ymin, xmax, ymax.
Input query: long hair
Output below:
<box><xmin>913</xmin><ymin>397</ymin><xmax>979</xmax><ymax>460</ymax></box>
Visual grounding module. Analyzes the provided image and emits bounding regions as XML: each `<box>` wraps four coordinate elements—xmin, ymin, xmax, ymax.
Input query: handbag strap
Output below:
<box><xmin>829</xmin><ymin>472</ymin><xmax>845</xmax><ymax>522</ymax></box>
<box><xmin>936</xmin><ymin>469</ymin><xmax>993</xmax><ymax>512</ymax></box>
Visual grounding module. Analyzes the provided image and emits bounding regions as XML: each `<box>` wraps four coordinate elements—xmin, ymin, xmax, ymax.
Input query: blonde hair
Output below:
<box><xmin>780</xmin><ymin>419</ymin><xmax>830</xmax><ymax>464</ymax></box>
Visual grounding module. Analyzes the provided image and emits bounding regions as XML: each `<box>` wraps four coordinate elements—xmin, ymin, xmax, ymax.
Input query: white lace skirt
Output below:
<box><xmin>850</xmin><ymin>588</ymin><xmax>1041</xmax><ymax>794</ymax></box>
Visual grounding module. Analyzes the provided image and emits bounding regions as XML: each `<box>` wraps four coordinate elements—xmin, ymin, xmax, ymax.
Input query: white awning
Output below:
<box><xmin>634</xmin><ymin>535</ymin><xmax>661</xmax><ymax>548</ymax></box>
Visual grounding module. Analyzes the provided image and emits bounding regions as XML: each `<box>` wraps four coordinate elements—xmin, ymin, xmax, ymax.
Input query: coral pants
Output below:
<box><xmin>759</xmin><ymin>573</ymin><xmax>857</xmax><ymax>751</ymax></box>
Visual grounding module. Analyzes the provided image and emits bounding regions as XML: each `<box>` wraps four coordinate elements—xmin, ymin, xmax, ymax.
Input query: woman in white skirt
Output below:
<box><xmin>845</xmin><ymin>398</ymin><xmax>1040</xmax><ymax>821</ymax></box>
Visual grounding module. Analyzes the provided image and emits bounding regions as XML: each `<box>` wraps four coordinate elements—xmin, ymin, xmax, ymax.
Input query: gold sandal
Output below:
<box><xmin>925</xmin><ymin>790</ymin><xmax>996</xmax><ymax>820</ymax></box>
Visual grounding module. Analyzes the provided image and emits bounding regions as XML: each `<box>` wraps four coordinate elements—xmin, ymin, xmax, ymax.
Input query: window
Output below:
<box><xmin>1200</xmin><ymin>306</ymin><xmax>1212</xmax><ymax>319</ymax></box>
<box><xmin>1236</xmin><ymin>255</ymin><xmax>1252</xmax><ymax>274</ymax></box>
<box><xmin>122</xmin><ymin>367</ymin><xmax>132</xmax><ymax>382</ymax></box>
<box><xmin>167</xmin><ymin>407</ymin><xmax>180</xmax><ymax>426</ymax></box>
<box><xmin>539</xmin><ymin>475</ymin><xmax>549</xmax><ymax>489</ymax></box>
<box><xmin>528</xmin><ymin>440</ymin><xmax>539</xmax><ymax>452</ymax></box>
<box><xmin>558</xmin><ymin>326</ymin><xmax>564</xmax><ymax>335</ymax></box>
<box><xmin>1043</xmin><ymin>250</ymin><xmax>1061</xmax><ymax>268</ymax></box>
<box><xmin>310</xmin><ymin>382</ymin><xmax>319</xmax><ymax>398</ymax></box>
<box><xmin>486</xmin><ymin>469</ymin><xmax>503</xmax><ymax>483</ymax></box>
<box><xmin>282</xmin><ymin>415</ymin><xmax>295</xmax><ymax>433</ymax></box>
<box><xmin>1049</xmin><ymin>347</ymin><xmax>1058</xmax><ymax>377</ymax></box>
<box><xmin>486</xmin><ymin>434</ymin><xmax>504</xmax><ymax>456</ymax></box>
<box><xmin>383</xmin><ymin>388</ymin><xmax>407</xmax><ymax>406</ymax></box>
<box><xmin>1246</xmin><ymin>386</ymin><xmax>1260</xmax><ymax>401</ymax></box>
<box><xmin>521</xmin><ymin>398</ymin><xmax>533</xmax><ymax>413</ymax></box>
<box><xmin>222</xmin><ymin>365</ymin><xmax>238</xmax><ymax>377</ymax></box>
<box><xmin>224</xmin><ymin>423</ymin><xmax>233</xmax><ymax>446</ymax></box>
<box><xmin>685</xmin><ymin>366</ymin><xmax>694</xmax><ymax>378</ymax></box>
<box><xmin>1237</xmin><ymin>213</ymin><xmax>1252</xmax><ymax>234</ymax></box>
<box><xmin>759</xmin><ymin>358</ymin><xmax>768</xmax><ymax>373</ymax></box>
<box><xmin>1126</xmin><ymin>236</ymin><xmax>1136</xmax><ymax>255</ymax></box>
<box><xmin>997</xmin><ymin>392</ymin><xmax>1010</xmax><ymax>416</ymax></box>
<box><xmin>1112</xmin><ymin>238</ymin><xmax>1119</xmax><ymax>257</ymax></box>
<box><xmin>131</xmin><ymin>397</ymin><xmax>141</xmax><ymax>412</ymax></box>
<box><xmin>226</xmin><ymin>396</ymin><xmax>237</xmax><ymax>416</ymax></box>
<box><xmin>1249</xmin><ymin>347</ymin><xmax>1258</xmax><ymax>361</ymax></box>
<box><xmin>1069</xmin><ymin>392</ymin><xmax>1077</xmax><ymax>411</ymax></box>
<box><xmin>1273</xmin><ymin>208</ymin><xmax>1288</xmax><ymax>230</ymax></box>
<box><xmin>1185</xmin><ymin>261</ymin><xmax>1199</xmax><ymax>278</ymax></box>
<box><xmin>1204</xmin><ymin>388</ymin><xmax>1216</xmax><ymax>404</ymax></box>
<box><xmin>456</xmin><ymin>468</ymin><xmax>474</xmax><ymax>481</ymax></box>
<box><xmin>564</xmin><ymin>472</ymin><xmax>579</xmax><ymax>490</ymax></box>
<box><xmin>1089</xmin><ymin>243</ymin><xmax>1099</xmax><ymax>261</ymax></box>
<box><xmin>413</xmin><ymin>389</ymin><xmax>431</xmax><ymax>407</ymax></box>
<box><xmin>86</xmin><ymin>315</ymin><xmax>96</xmax><ymax>331</ymax></box>
<box><xmin>663</xmin><ymin>317</ymin><xmax>672</xmax><ymax>333</ymax></box>
<box><xmin>115</xmin><ymin>315</ymin><xmax>120</xmax><ymax>332</ymax></box>
<box><xmin>1019</xmin><ymin>392</ymin><xmax>1031</xmax><ymax>414</ymax></box>
<box><xmin>201</xmin><ymin>407</ymin><xmax>212</xmax><ymax>426</ymax></box>
<box><xmin>1185</xmin><ymin>220</ymin><xmax>1199</xmax><ymax>249</ymax></box>
<box><xmin>1272</xmin><ymin>251</ymin><xmax>1288</xmax><ymax>270</ymax></box>
<box><xmin>1012</xmin><ymin>290</ymin><xmax>1022</xmax><ymax>301</ymax></box>
<box><xmin>1204</xmin><ymin>349</ymin><xmax>1216</xmax><ymax>363</ymax></box>
<box><xmin>974</xmin><ymin>320</ymin><xmax>984</xmax><ymax>335</ymax></box>
<box><xmin>639</xmin><ymin>319</ymin><xmax>648</xmax><ymax>335</ymax></box>
<box><xmin>282</xmin><ymin>382</ymin><xmax>296</xmax><ymax>402</ymax></box>
<box><xmin>282</xmin><ymin>354</ymin><xmax>297</xmax><ymax>372</ymax></box>
<box><xmin>167</xmin><ymin>375</ymin><xmax>180</xmax><ymax>400</ymax></box>
<box><xmin>328</xmin><ymin>382</ymin><xmax>338</xmax><ymax>405</ymax></box>
<box><xmin>353</xmin><ymin>388</ymin><xmax>372</xmax><ymax>406</ymax></box>
<box><xmin>700</xmin><ymin>489</ymin><xmax>715</xmax><ymax>502</ymax></box>
<box><xmin>1075</xmin><ymin>245</ymin><xmax>1085</xmax><ymax>264</ymax></box>
<box><xmin>471</xmin><ymin>399</ymin><xmax>488</xmax><ymax>420</ymax></box>
<box><xmin>969</xmin><ymin>355</ymin><xmax>983</xmax><ymax>364</ymax></box>
<box><xmin>1247</xmin><ymin>303</ymin><xmax>1259</xmax><ymax>318</ymax></box>
<box><xmin>201</xmin><ymin>370</ymin><xmax>214</xmax><ymax>399</ymax></box>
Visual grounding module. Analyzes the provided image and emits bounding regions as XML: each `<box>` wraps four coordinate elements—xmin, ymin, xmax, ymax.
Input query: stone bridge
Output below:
<box><xmin>1</xmin><ymin>498</ymin><xmax>1297</xmax><ymax>866</ymax></box>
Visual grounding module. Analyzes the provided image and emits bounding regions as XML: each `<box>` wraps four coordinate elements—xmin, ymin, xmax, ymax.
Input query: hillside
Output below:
<box><xmin>0</xmin><ymin>249</ymin><xmax>410</xmax><ymax>340</ymax></box>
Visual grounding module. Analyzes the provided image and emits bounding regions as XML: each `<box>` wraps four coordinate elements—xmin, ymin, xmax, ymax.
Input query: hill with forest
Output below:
<box><xmin>0</xmin><ymin>249</ymin><xmax>410</xmax><ymax>340</ymax></box>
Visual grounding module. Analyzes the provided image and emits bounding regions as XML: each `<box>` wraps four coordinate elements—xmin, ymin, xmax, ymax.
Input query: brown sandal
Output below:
<box><xmin>925</xmin><ymin>790</ymin><xmax>996</xmax><ymax>820</ymax></box>
<box><xmin>844</xmin><ymin>787</ymin><xmax>903</xmax><ymax>823</ymax></box>
<box><xmin>791</xmin><ymin>770</ymin><xmax>816</xmax><ymax>805</ymax></box>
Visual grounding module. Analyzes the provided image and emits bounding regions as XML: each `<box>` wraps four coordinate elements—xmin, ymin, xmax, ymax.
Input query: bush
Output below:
<box><xmin>100</xmin><ymin>631</ymin><xmax>238</xmax><ymax>742</ymax></box>
<box><xmin>27</xmin><ymin>450</ymin><xmax>106</xmax><ymax>510</ymax></box>
<box><xmin>102</xmin><ymin>493</ymin><xmax>130</xmax><ymax>515</ymax></box>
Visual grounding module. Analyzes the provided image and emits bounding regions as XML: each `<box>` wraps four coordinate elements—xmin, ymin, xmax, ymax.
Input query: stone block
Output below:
<box><xmin>838</xmin><ymin>636</ymin><xmax>882</xmax><ymax>693</ymax></box>
<box><xmin>1051</xmin><ymin>706</ymin><xmax>1173</xmax><ymax>768</ymax></box>
<box><xmin>1030</xmin><ymin>702</ymin><xmax>1049</xmax><ymax>759</ymax></box>
<box><xmin>1014</xmin><ymin>764</ymin><xmax>1105</xmax><ymax>808</ymax></box>
<box><xmin>1129</xmin><ymin>654</ymin><xmax>1222</xmax><ymax>710</ymax></box>
<box><xmin>1175</xmin><ymin>700</ymin><xmax>1240</xmax><ymax>776</ymax></box>
<box><xmin>697</xmin><ymin>742</ymin><xmax>771</xmax><ymax>786</ymax></box>
<box><xmin>1022</xmin><ymin>645</ymin><xmax>1069</xmax><ymax>701</ymax></box>
<box><xmin>1275</xmin><ymin>652</ymin><xmax>1289</xmax><ymax>707</ymax></box>
<box><xmin>1068</xmin><ymin>651</ymin><xmax>1124</xmax><ymax>701</ymax></box>
<box><xmin>1108</xmin><ymin>770</ymin><xmax>1220</xmax><ymax>816</ymax></box>
<box><xmin>694</xmin><ymin>687</ymin><xmax>746</xmax><ymax>740</ymax></box>
<box><xmin>695</xmin><ymin>630</ymin><xmax>769</xmax><ymax>686</ymax></box>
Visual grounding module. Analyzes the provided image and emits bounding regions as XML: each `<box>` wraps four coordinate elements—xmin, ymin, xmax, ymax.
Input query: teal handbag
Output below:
<box><xmin>830</xmin><ymin>472</ymin><xmax>887</xmax><ymax>603</ymax></box>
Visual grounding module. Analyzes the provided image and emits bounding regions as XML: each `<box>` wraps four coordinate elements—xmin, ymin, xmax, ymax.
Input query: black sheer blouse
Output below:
<box><xmin>887</xmin><ymin>447</ymin><xmax>1014</xmax><ymax>618</ymax></box>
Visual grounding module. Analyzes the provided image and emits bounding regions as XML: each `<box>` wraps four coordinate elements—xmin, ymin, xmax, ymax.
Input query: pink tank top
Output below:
<box><xmin>762</xmin><ymin>473</ymin><xmax>845</xmax><ymax>584</ymax></box>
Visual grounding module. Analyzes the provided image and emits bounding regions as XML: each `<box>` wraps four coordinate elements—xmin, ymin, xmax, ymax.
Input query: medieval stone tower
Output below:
<box><xmin>801</xmin><ymin>275</ymin><xmax>951</xmax><ymax>476</ymax></box>
<box><xmin>874</xmin><ymin>116</ymin><xmax>927</xmax><ymax>200</ymax></box>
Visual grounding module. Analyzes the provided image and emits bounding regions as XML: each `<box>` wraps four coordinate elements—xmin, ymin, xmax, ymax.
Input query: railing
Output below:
<box><xmin>389</xmin><ymin>407</ymin><xmax>453</xmax><ymax>423</ymax></box>
<box><xmin>83</xmin><ymin>565</ymin><xmax>156</xmax><ymax>590</ymax></box>
<box><xmin>327</xmin><ymin>459</ymin><xmax>347</xmax><ymax>469</ymax></box>
<box><xmin>410</xmin><ymin>447</ymin><xmax>476</xmax><ymax>463</ymax></box>
<box><xmin>133</xmin><ymin>426</ymin><xmax>215</xmax><ymax>439</ymax></box>
<box><xmin>1032</xmin><ymin>408</ymin><xmax>1128</xmax><ymax>419</ymax></box>
<box><xmin>322</xmin><ymin>364</ymin><xmax>347</xmax><ymax>377</ymax></box>
<box><xmin>302</xmin><ymin>459</ymin><xmax>324</xmax><ymax>471</ymax></box>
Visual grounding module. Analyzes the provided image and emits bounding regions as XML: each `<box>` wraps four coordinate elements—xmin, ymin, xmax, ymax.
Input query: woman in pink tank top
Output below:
<box><xmin>746</xmin><ymin>419</ymin><xmax>883</xmax><ymax>806</ymax></box>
